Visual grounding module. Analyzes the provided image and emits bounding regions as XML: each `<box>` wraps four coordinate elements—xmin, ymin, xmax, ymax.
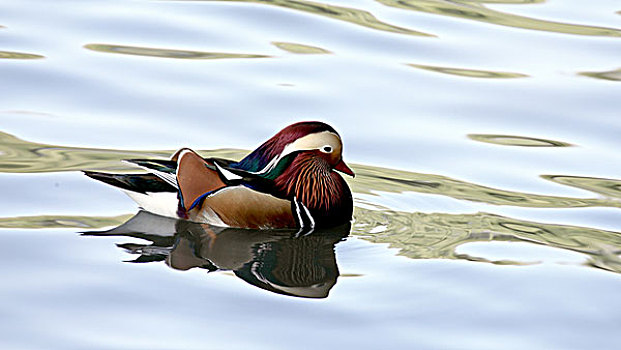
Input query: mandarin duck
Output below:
<box><xmin>84</xmin><ymin>121</ymin><xmax>354</xmax><ymax>231</ymax></box>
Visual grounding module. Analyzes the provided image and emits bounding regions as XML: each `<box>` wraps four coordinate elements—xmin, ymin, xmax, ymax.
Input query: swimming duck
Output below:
<box><xmin>84</xmin><ymin>121</ymin><xmax>354</xmax><ymax>230</ymax></box>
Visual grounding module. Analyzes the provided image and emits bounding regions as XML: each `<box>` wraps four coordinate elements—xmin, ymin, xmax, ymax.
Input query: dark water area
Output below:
<box><xmin>1</xmin><ymin>0</ymin><xmax>621</xmax><ymax>349</ymax></box>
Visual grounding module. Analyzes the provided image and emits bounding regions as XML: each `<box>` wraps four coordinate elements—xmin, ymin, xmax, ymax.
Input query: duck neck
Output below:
<box><xmin>274</xmin><ymin>154</ymin><xmax>352</xmax><ymax>222</ymax></box>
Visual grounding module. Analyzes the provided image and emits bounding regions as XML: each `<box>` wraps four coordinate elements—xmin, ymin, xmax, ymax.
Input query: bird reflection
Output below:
<box><xmin>84</xmin><ymin>211</ymin><xmax>350</xmax><ymax>298</ymax></box>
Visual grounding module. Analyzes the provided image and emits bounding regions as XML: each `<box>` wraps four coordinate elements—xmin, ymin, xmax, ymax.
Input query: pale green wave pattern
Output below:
<box><xmin>0</xmin><ymin>130</ymin><xmax>241</xmax><ymax>173</ymax></box>
<box><xmin>354</xmin><ymin>206</ymin><xmax>621</xmax><ymax>274</ymax></box>
<box><xmin>376</xmin><ymin>0</ymin><xmax>621</xmax><ymax>37</ymax></box>
<box><xmin>468</xmin><ymin>134</ymin><xmax>573</xmax><ymax>147</ymax></box>
<box><xmin>352</xmin><ymin>164</ymin><xmax>621</xmax><ymax>208</ymax></box>
<box><xmin>272</xmin><ymin>41</ymin><xmax>332</xmax><ymax>54</ymax></box>
<box><xmin>0</xmin><ymin>51</ymin><xmax>44</xmax><ymax>59</ymax></box>
<box><xmin>183</xmin><ymin>0</ymin><xmax>621</xmax><ymax>37</ymax></box>
<box><xmin>0</xmin><ymin>214</ymin><xmax>133</xmax><ymax>229</ymax></box>
<box><xmin>84</xmin><ymin>44</ymin><xmax>270</xmax><ymax>60</ymax></box>
<box><xmin>579</xmin><ymin>68</ymin><xmax>621</xmax><ymax>82</ymax></box>
<box><xmin>408</xmin><ymin>63</ymin><xmax>528</xmax><ymax>79</ymax></box>
<box><xmin>542</xmin><ymin>175</ymin><xmax>621</xmax><ymax>199</ymax></box>
<box><xmin>181</xmin><ymin>0</ymin><xmax>433</xmax><ymax>37</ymax></box>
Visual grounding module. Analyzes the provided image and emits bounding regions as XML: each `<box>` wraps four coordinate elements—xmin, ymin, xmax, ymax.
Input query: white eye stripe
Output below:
<box><xmin>281</xmin><ymin>131</ymin><xmax>339</xmax><ymax>156</ymax></box>
<box><xmin>248</xmin><ymin>131</ymin><xmax>341</xmax><ymax>175</ymax></box>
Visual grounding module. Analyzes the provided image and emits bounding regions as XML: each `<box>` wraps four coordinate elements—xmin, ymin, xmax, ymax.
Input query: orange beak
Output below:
<box><xmin>334</xmin><ymin>159</ymin><xmax>355</xmax><ymax>177</ymax></box>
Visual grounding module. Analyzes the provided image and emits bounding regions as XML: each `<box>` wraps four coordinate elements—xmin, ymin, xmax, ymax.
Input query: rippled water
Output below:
<box><xmin>2</xmin><ymin>0</ymin><xmax>621</xmax><ymax>349</ymax></box>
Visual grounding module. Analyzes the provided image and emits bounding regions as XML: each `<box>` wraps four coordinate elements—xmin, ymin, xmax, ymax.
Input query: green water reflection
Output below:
<box><xmin>408</xmin><ymin>64</ymin><xmax>528</xmax><ymax>79</ymax></box>
<box><xmin>183</xmin><ymin>0</ymin><xmax>433</xmax><ymax>37</ymax></box>
<box><xmin>579</xmin><ymin>68</ymin><xmax>621</xmax><ymax>82</ymax></box>
<box><xmin>376</xmin><ymin>0</ymin><xmax>621</xmax><ymax>37</ymax></box>
<box><xmin>0</xmin><ymin>130</ymin><xmax>240</xmax><ymax>173</ymax></box>
<box><xmin>0</xmin><ymin>214</ymin><xmax>132</xmax><ymax>229</ymax></box>
<box><xmin>84</xmin><ymin>44</ymin><xmax>270</xmax><ymax>60</ymax></box>
<box><xmin>469</xmin><ymin>134</ymin><xmax>573</xmax><ymax>147</ymax></box>
<box><xmin>182</xmin><ymin>0</ymin><xmax>621</xmax><ymax>37</ymax></box>
<box><xmin>352</xmin><ymin>163</ymin><xmax>620</xmax><ymax>209</ymax></box>
<box><xmin>354</xmin><ymin>206</ymin><xmax>621</xmax><ymax>274</ymax></box>
<box><xmin>0</xmin><ymin>51</ymin><xmax>44</xmax><ymax>59</ymax></box>
<box><xmin>272</xmin><ymin>41</ymin><xmax>332</xmax><ymax>54</ymax></box>
<box><xmin>1</xmin><ymin>130</ymin><xmax>620</xmax><ymax>273</ymax></box>
<box><xmin>542</xmin><ymin>175</ymin><xmax>621</xmax><ymax>200</ymax></box>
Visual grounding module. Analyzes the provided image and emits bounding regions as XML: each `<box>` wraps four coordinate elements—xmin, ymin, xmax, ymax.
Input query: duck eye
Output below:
<box><xmin>321</xmin><ymin>146</ymin><xmax>333</xmax><ymax>153</ymax></box>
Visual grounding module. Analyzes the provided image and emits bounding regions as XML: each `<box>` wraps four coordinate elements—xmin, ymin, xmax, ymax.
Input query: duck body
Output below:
<box><xmin>85</xmin><ymin>121</ymin><xmax>354</xmax><ymax>230</ymax></box>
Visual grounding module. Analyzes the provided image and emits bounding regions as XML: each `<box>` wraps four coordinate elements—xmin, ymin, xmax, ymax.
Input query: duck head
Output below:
<box><xmin>234</xmin><ymin>121</ymin><xmax>354</xmax><ymax>178</ymax></box>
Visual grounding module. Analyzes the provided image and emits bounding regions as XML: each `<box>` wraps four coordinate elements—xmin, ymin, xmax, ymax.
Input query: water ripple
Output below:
<box><xmin>376</xmin><ymin>0</ymin><xmax>621</xmax><ymax>37</ymax></box>
<box><xmin>272</xmin><ymin>41</ymin><xmax>332</xmax><ymax>54</ymax></box>
<box><xmin>0</xmin><ymin>214</ymin><xmax>132</xmax><ymax>229</ymax></box>
<box><xmin>579</xmin><ymin>68</ymin><xmax>621</xmax><ymax>82</ymax></box>
<box><xmin>542</xmin><ymin>175</ymin><xmax>621</xmax><ymax>200</ymax></box>
<box><xmin>408</xmin><ymin>64</ymin><xmax>528</xmax><ymax>79</ymax></box>
<box><xmin>0</xmin><ymin>130</ymin><xmax>241</xmax><ymax>173</ymax></box>
<box><xmin>468</xmin><ymin>134</ymin><xmax>573</xmax><ymax>147</ymax></box>
<box><xmin>180</xmin><ymin>0</ymin><xmax>434</xmax><ymax>36</ymax></box>
<box><xmin>354</xmin><ymin>207</ymin><xmax>621</xmax><ymax>273</ymax></box>
<box><xmin>84</xmin><ymin>43</ymin><xmax>271</xmax><ymax>59</ymax></box>
<box><xmin>353</xmin><ymin>163</ymin><xmax>619</xmax><ymax>209</ymax></box>
<box><xmin>0</xmin><ymin>51</ymin><xmax>44</xmax><ymax>59</ymax></box>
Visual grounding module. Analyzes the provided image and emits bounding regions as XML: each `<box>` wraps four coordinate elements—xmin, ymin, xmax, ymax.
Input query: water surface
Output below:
<box><xmin>1</xmin><ymin>0</ymin><xmax>620</xmax><ymax>349</ymax></box>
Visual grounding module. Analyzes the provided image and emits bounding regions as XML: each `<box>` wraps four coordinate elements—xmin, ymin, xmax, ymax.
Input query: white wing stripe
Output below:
<box><xmin>215</xmin><ymin>162</ymin><xmax>243</xmax><ymax>181</ymax></box>
<box><xmin>123</xmin><ymin>160</ymin><xmax>178</xmax><ymax>189</ymax></box>
<box><xmin>293</xmin><ymin>196</ymin><xmax>303</xmax><ymax>227</ymax></box>
<box><xmin>300</xmin><ymin>202</ymin><xmax>315</xmax><ymax>229</ymax></box>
